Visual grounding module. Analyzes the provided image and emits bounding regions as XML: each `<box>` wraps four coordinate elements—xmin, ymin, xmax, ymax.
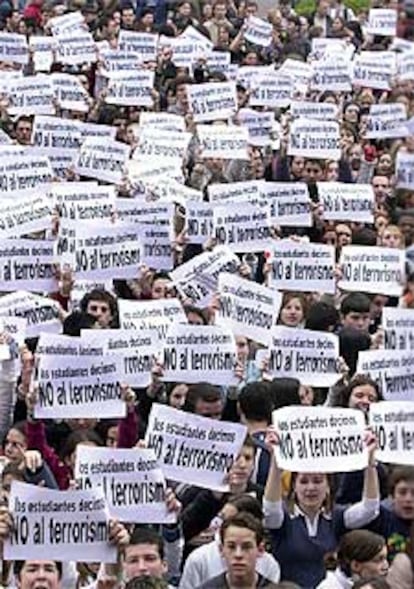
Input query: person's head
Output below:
<box><xmin>337</xmin><ymin>530</ymin><xmax>388</xmax><ymax>579</ymax></box>
<box><xmin>14</xmin><ymin>115</ymin><xmax>32</xmax><ymax>145</ymax></box>
<box><xmin>183</xmin><ymin>305</ymin><xmax>207</xmax><ymax>325</ymax></box>
<box><xmin>235</xmin><ymin>335</ymin><xmax>250</xmax><ymax>363</ymax></box>
<box><xmin>121</xmin><ymin>4</ymin><xmax>135</xmax><ymax>27</ymax></box>
<box><xmin>316</xmin><ymin>0</ymin><xmax>329</xmax><ymax>16</ymax></box>
<box><xmin>303</xmin><ymin>159</ymin><xmax>325</xmax><ymax>184</ymax></box>
<box><xmin>336</xmin><ymin>223</ymin><xmax>352</xmax><ymax>248</ymax></box>
<box><xmin>63</xmin><ymin>311</ymin><xmax>98</xmax><ymax>336</ymax></box>
<box><xmin>230</xmin><ymin>435</ymin><xmax>256</xmax><ymax>487</ymax></box>
<box><xmin>185</xmin><ymin>382</ymin><xmax>223</xmax><ymax>419</ymax></box>
<box><xmin>279</xmin><ymin>292</ymin><xmax>307</xmax><ymax>327</ymax></box>
<box><xmin>372</xmin><ymin>174</ymin><xmax>391</xmax><ymax>204</ymax></box>
<box><xmin>1</xmin><ymin>462</ymin><xmax>25</xmax><ymax>500</ymax></box>
<box><xmin>369</xmin><ymin>294</ymin><xmax>389</xmax><ymax>323</ymax></box>
<box><xmin>238</xmin><ymin>383</ymin><xmax>272</xmax><ymax>426</ymax></box>
<box><xmin>340</xmin><ymin>292</ymin><xmax>371</xmax><ymax>332</ymax></box>
<box><xmin>124</xmin><ymin>576</ymin><xmax>169</xmax><ymax>589</ymax></box>
<box><xmin>352</xmin><ymin>579</ymin><xmax>391</xmax><ymax>589</ymax></box>
<box><xmin>268</xmin><ymin>377</ymin><xmax>302</xmax><ymax>409</ymax></box>
<box><xmin>379</xmin><ymin>224</ymin><xmax>404</xmax><ymax>249</ymax></box>
<box><xmin>377</xmin><ymin>153</ymin><xmax>393</xmax><ymax>176</ymax></box>
<box><xmin>60</xmin><ymin>429</ymin><xmax>102</xmax><ymax>471</ymax></box>
<box><xmin>344</xmin><ymin>103</ymin><xmax>360</xmax><ymax>125</ymax></box>
<box><xmin>177</xmin><ymin>0</ymin><xmax>192</xmax><ymax>17</ymax></box>
<box><xmin>290</xmin><ymin>156</ymin><xmax>305</xmax><ymax>179</ymax></box>
<box><xmin>305</xmin><ymin>301</ymin><xmax>339</xmax><ymax>332</ymax></box>
<box><xmin>339</xmin><ymin>328</ymin><xmax>371</xmax><ymax>377</ymax></box>
<box><xmin>212</xmin><ymin>0</ymin><xmax>227</xmax><ymax>19</ymax></box>
<box><xmin>290</xmin><ymin>472</ymin><xmax>331</xmax><ymax>514</ymax></box>
<box><xmin>375</xmin><ymin>213</ymin><xmax>389</xmax><ymax>235</ymax></box>
<box><xmin>14</xmin><ymin>560</ymin><xmax>62</xmax><ymax>589</ymax></box>
<box><xmin>397</xmin><ymin>211</ymin><xmax>414</xmax><ymax>246</ymax></box>
<box><xmin>326</xmin><ymin>160</ymin><xmax>339</xmax><ymax>182</ymax></box>
<box><xmin>140</xmin><ymin>8</ymin><xmax>154</xmax><ymax>27</ymax></box>
<box><xmin>124</xmin><ymin>528</ymin><xmax>167</xmax><ymax>581</ymax></box>
<box><xmin>390</xmin><ymin>466</ymin><xmax>414</xmax><ymax>520</ymax></box>
<box><xmin>150</xmin><ymin>272</ymin><xmax>175</xmax><ymax>300</ymax></box>
<box><xmin>219</xmin><ymin>513</ymin><xmax>264</xmax><ymax>584</ymax></box>
<box><xmin>166</xmin><ymin>383</ymin><xmax>188</xmax><ymax>409</ymax></box>
<box><xmin>80</xmin><ymin>288</ymin><xmax>118</xmax><ymax>328</ymax></box>
<box><xmin>340</xmin><ymin>375</ymin><xmax>382</xmax><ymax>413</ymax></box>
<box><xmin>3</xmin><ymin>422</ymin><xmax>27</xmax><ymax>463</ymax></box>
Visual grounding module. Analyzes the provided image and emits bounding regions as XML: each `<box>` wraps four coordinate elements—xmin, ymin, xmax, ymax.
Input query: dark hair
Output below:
<box><xmin>340</xmin><ymin>292</ymin><xmax>371</xmax><ymax>316</ymax></box>
<box><xmin>352</xmin><ymin>579</ymin><xmax>390</xmax><ymax>589</ymax></box>
<box><xmin>227</xmin><ymin>494</ymin><xmax>263</xmax><ymax>520</ymax></box>
<box><xmin>268</xmin><ymin>378</ymin><xmax>301</xmax><ymax>409</ymax></box>
<box><xmin>389</xmin><ymin>466</ymin><xmax>414</xmax><ymax>495</ymax></box>
<box><xmin>14</xmin><ymin>115</ymin><xmax>32</xmax><ymax>130</ymax></box>
<box><xmin>14</xmin><ymin>561</ymin><xmax>62</xmax><ymax>579</ymax></box>
<box><xmin>183</xmin><ymin>305</ymin><xmax>208</xmax><ymax>325</ymax></box>
<box><xmin>238</xmin><ymin>382</ymin><xmax>272</xmax><ymax>424</ymax></box>
<box><xmin>339</xmin><ymin>374</ymin><xmax>382</xmax><ymax>408</ymax></box>
<box><xmin>125</xmin><ymin>577</ymin><xmax>169</xmax><ymax>589</ymax></box>
<box><xmin>63</xmin><ymin>311</ymin><xmax>97</xmax><ymax>336</ymax></box>
<box><xmin>337</xmin><ymin>530</ymin><xmax>386</xmax><ymax>577</ymax></box>
<box><xmin>80</xmin><ymin>288</ymin><xmax>118</xmax><ymax>326</ymax></box>
<box><xmin>3</xmin><ymin>421</ymin><xmax>27</xmax><ymax>451</ymax></box>
<box><xmin>352</xmin><ymin>227</ymin><xmax>377</xmax><ymax>246</ymax></box>
<box><xmin>1</xmin><ymin>462</ymin><xmax>25</xmax><ymax>484</ymax></box>
<box><xmin>129</xmin><ymin>527</ymin><xmax>164</xmax><ymax>560</ymax></box>
<box><xmin>185</xmin><ymin>382</ymin><xmax>222</xmax><ymax>412</ymax></box>
<box><xmin>339</xmin><ymin>328</ymin><xmax>372</xmax><ymax>377</ymax></box>
<box><xmin>305</xmin><ymin>301</ymin><xmax>339</xmax><ymax>331</ymax></box>
<box><xmin>220</xmin><ymin>512</ymin><xmax>264</xmax><ymax>545</ymax></box>
<box><xmin>279</xmin><ymin>292</ymin><xmax>308</xmax><ymax>322</ymax></box>
<box><xmin>60</xmin><ymin>429</ymin><xmax>103</xmax><ymax>461</ymax></box>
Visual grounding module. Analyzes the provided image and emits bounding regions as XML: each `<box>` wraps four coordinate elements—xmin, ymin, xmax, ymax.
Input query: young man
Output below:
<box><xmin>14</xmin><ymin>560</ymin><xmax>62</xmax><ymax>589</ymax></box>
<box><xmin>197</xmin><ymin>513</ymin><xmax>273</xmax><ymax>588</ymax></box>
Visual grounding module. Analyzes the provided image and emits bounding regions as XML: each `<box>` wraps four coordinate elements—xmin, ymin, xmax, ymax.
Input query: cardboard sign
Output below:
<box><xmin>365</xmin><ymin>103</ymin><xmax>408</xmax><ymax>139</ymax></box>
<box><xmin>0</xmin><ymin>239</ymin><xmax>56</xmax><ymax>292</ymax></box>
<box><xmin>382</xmin><ymin>307</ymin><xmax>414</xmax><ymax>351</ymax></box>
<box><xmin>31</xmin><ymin>116</ymin><xmax>82</xmax><ymax>156</ymax></box>
<box><xmin>217</xmin><ymin>272</ymin><xmax>281</xmax><ymax>346</ymax></box>
<box><xmin>367</xmin><ymin>8</ymin><xmax>397</xmax><ymax>36</ymax></box>
<box><xmin>262</xmin><ymin>183</ymin><xmax>312</xmax><ymax>227</ymax></box>
<box><xmin>357</xmin><ymin>348</ymin><xmax>414</xmax><ymax>401</ymax></box>
<box><xmin>77</xmin><ymin>121</ymin><xmax>117</xmax><ymax>141</ymax></box>
<box><xmin>213</xmin><ymin>202</ymin><xmax>272</xmax><ymax>252</ymax></box>
<box><xmin>51</xmin><ymin>73</ymin><xmax>91</xmax><ymax>112</ymax></box>
<box><xmin>115</xmin><ymin>199</ymin><xmax>174</xmax><ymax>228</ymax></box>
<box><xmin>0</xmin><ymin>291</ymin><xmax>61</xmax><ymax>337</ymax></box>
<box><xmin>318</xmin><ymin>182</ymin><xmax>375</xmax><ymax>223</ymax></box>
<box><xmin>141</xmin><ymin>223</ymin><xmax>174</xmax><ymax>271</ymax></box>
<box><xmin>4</xmin><ymin>482</ymin><xmax>116</xmax><ymax>563</ymax></box>
<box><xmin>250</xmin><ymin>72</ymin><xmax>293</xmax><ymax>108</ymax></box>
<box><xmin>272</xmin><ymin>406</ymin><xmax>368</xmax><ymax>472</ymax></box>
<box><xmin>74</xmin><ymin>138</ymin><xmax>130</xmax><ymax>184</ymax></box>
<box><xmin>118</xmin><ymin>298</ymin><xmax>187</xmax><ymax>340</ymax></box>
<box><xmin>106</xmin><ymin>71</ymin><xmax>154</xmax><ymax>107</ymax></box>
<box><xmin>7</xmin><ymin>75</ymin><xmax>55</xmax><ymax>116</ymax></box>
<box><xmin>369</xmin><ymin>401</ymin><xmax>414</xmax><ymax>465</ymax></box>
<box><xmin>145</xmin><ymin>403</ymin><xmax>247</xmax><ymax>491</ymax></box>
<box><xmin>197</xmin><ymin>124</ymin><xmax>249</xmax><ymax>160</ymax></box>
<box><xmin>244</xmin><ymin>15</ymin><xmax>273</xmax><ymax>46</ymax></box>
<box><xmin>288</xmin><ymin>119</ymin><xmax>341</xmax><ymax>160</ymax></box>
<box><xmin>186</xmin><ymin>81</ymin><xmax>237</xmax><ymax>122</ymax></box>
<box><xmin>52</xmin><ymin>182</ymin><xmax>115</xmax><ymax>221</ymax></box>
<box><xmin>0</xmin><ymin>32</ymin><xmax>28</xmax><ymax>65</ymax></box>
<box><xmin>268</xmin><ymin>240</ymin><xmax>336</xmax><ymax>294</ymax></box>
<box><xmin>290</xmin><ymin>101</ymin><xmax>338</xmax><ymax>120</ymax></box>
<box><xmin>118</xmin><ymin>31</ymin><xmax>158</xmax><ymax>61</ymax></box>
<box><xmin>339</xmin><ymin>246</ymin><xmax>405</xmax><ymax>296</ymax></box>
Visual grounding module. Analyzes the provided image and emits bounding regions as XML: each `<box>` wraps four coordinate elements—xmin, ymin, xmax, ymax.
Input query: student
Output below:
<box><xmin>196</xmin><ymin>512</ymin><xmax>274</xmax><ymax>588</ymax></box>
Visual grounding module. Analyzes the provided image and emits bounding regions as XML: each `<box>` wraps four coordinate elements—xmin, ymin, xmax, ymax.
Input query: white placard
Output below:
<box><xmin>365</xmin><ymin>103</ymin><xmax>408</xmax><ymax>139</ymax></box>
<box><xmin>357</xmin><ymin>348</ymin><xmax>414</xmax><ymax>401</ymax></box>
<box><xmin>4</xmin><ymin>482</ymin><xmax>116</xmax><ymax>563</ymax></box>
<box><xmin>217</xmin><ymin>272</ymin><xmax>281</xmax><ymax>346</ymax></box>
<box><xmin>397</xmin><ymin>50</ymin><xmax>414</xmax><ymax>81</ymax></box>
<box><xmin>118</xmin><ymin>298</ymin><xmax>186</xmax><ymax>340</ymax></box>
<box><xmin>99</xmin><ymin>49</ymin><xmax>141</xmax><ymax>77</ymax></box>
<box><xmin>52</xmin><ymin>182</ymin><xmax>115</xmax><ymax>221</ymax></box>
<box><xmin>197</xmin><ymin>124</ymin><xmax>249</xmax><ymax>160</ymax></box>
<box><xmin>262</xmin><ymin>183</ymin><xmax>312</xmax><ymax>227</ymax></box>
<box><xmin>75</xmin><ymin>446</ymin><xmax>175</xmax><ymax>523</ymax></box>
<box><xmin>310</xmin><ymin>38</ymin><xmax>351</xmax><ymax>60</ymax></box>
<box><xmin>0</xmin><ymin>194</ymin><xmax>52</xmax><ymax>238</ymax></box>
<box><xmin>352</xmin><ymin>52</ymin><xmax>395</xmax><ymax>90</ymax></box>
<box><xmin>268</xmin><ymin>240</ymin><xmax>335</xmax><ymax>294</ymax></box>
<box><xmin>318</xmin><ymin>182</ymin><xmax>375</xmax><ymax>223</ymax></box>
<box><xmin>74</xmin><ymin>138</ymin><xmax>130</xmax><ymax>184</ymax></box>
<box><xmin>0</xmin><ymin>239</ymin><xmax>56</xmax><ymax>292</ymax></box>
<box><xmin>0</xmin><ymin>154</ymin><xmax>52</xmax><ymax>197</ymax></box>
<box><xmin>135</xmin><ymin>128</ymin><xmax>191</xmax><ymax>161</ymax></box>
<box><xmin>7</xmin><ymin>75</ymin><xmax>55</xmax><ymax>116</ymax></box>
<box><xmin>77</xmin><ymin>121</ymin><xmax>116</xmax><ymax>141</ymax></box>
<box><xmin>118</xmin><ymin>30</ymin><xmax>158</xmax><ymax>61</ymax></box>
<box><xmin>288</xmin><ymin>119</ymin><xmax>341</xmax><ymax>160</ymax></box>
<box><xmin>49</xmin><ymin>11</ymin><xmax>85</xmax><ymax>36</ymax></box>
<box><xmin>35</xmin><ymin>333</ymin><xmax>126</xmax><ymax>419</ymax></box>
<box><xmin>369</xmin><ymin>401</ymin><xmax>414</xmax><ymax>464</ymax></box>
<box><xmin>367</xmin><ymin>8</ymin><xmax>397</xmax><ymax>36</ymax></box>
<box><xmin>272</xmin><ymin>406</ymin><xmax>368</xmax><ymax>472</ymax></box>
<box><xmin>339</xmin><ymin>246</ymin><xmax>405</xmax><ymax>297</ymax></box>
<box><xmin>141</xmin><ymin>223</ymin><xmax>173</xmax><ymax>271</ymax></box>
<box><xmin>51</xmin><ymin>73</ymin><xmax>91</xmax><ymax>112</ymax></box>
<box><xmin>382</xmin><ymin>307</ymin><xmax>414</xmax><ymax>351</ymax></box>
<box><xmin>106</xmin><ymin>71</ymin><xmax>154</xmax><ymax>107</ymax></box>
<box><xmin>0</xmin><ymin>291</ymin><xmax>61</xmax><ymax>337</ymax></box>
<box><xmin>0</xmin><ymin>316</ymin><xmax>27</xmax><ymax>347</ymax></box>
<box><xmin>310</xmin><ymin>57</ymin><xmax>351</xmax><ymax>92</ymax></box>
<box><xmin>31</xmin><ymin>115</ymin><xmax>82</xmax><ymax>156</ymax></box>
<box><xmin>396</xmin><ymin>151</ymin><xmax>414</xmax><ymax>188</ymax></box>
<box><xmin>237</xmin><ymin>108</ymin><xmax>273</xmax><ymax>147</ymax></box>
<box><xmin>250</xmin><ymin>72</ymin><xmax>293</xmax><ymax>108</ymax></box>
<box><xmin>0</xmin><ymin>32</ymin><xmax>28</xmax><ymax>65</ymax></box>
<box><xmin>30</xmin><ymin>36</ymin><xmax>55</xmax><ymax>72</ymax></box>
<box><xmin>139</xmin><ymin>112</ymin><xmax>185</xmax><ymax>132</ymax></box>
<box><xmin>290</xmin><ymin>101</ymin><xmax>338</xmax><ymax>120</ymax></box>
<box><xmin>187</xmin><ymin>81</ymin><xmax>237</xmax><ymax>122</ymax></box>
<box><xmin>208</xmin><ymin>180</ymin><xmax>263</xmax><ymax>203</ymax></box>
<box><xmin>213</xmin><ymin>202</ymin><xmax>271</xmax><ymax>253</ymax></box>
<box><xmin>55</xmin><ymin>32</ymin><xmax>96</xmax><ymax>65</ymax></box>
<box><xmin>69</xmin><ymin>279</ymin><xmax>112</xmax><ymax>311</ymax></box>
<box><xmin>145</xmin><ymin>403</ymin><xmax>247</xmax><ymax>491</ymax></box>
<box><xmin>244</xmin><ymin>15</ymin><xmax>273</xmax><ymax>46</ymax></box>
<box><xmin>116</xmin><ymin>199</ymin><xmax>174</xmax><ymax>227</ymax></box>
<box><xmin>185</xmin><ymin>202</ymin><xmax>213</xmax><ymax>244</ymax></box>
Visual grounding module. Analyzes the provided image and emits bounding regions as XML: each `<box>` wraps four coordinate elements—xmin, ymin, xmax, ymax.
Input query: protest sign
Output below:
<box><xmin>318</xmin><ymin>182</ymin><xmax>375</xmax><ymax>223</ymax></box>
<box><xmin>145</xmin><ymin>403</ymin><xmax>247</xmax><ymax>491</ymax></box>
<box><xmin>7</xmin><ymin>75</ymin><xmax>55</xmax><ymax>116</ymax></box>
<box><xmin>118</xmin><ymin>30</ymin><xmax>158</xmax><ymax>61</ymax></box>
<box><xmin>367</xmin><ymin>8</ymin><xmax>397</xmax><ymax>36</ymax></box>
<box><xmin>118</xmin><ymin>298</ymin><xmax>187</xmax><ymax>340</ymax></box>
<box><xmin>204</xmin><ymin>51</ymin><xmax>232</xmax><ymax>75</ymax></box>
<box><xmin>357</xmin><ymin>348</ymin><xmax>414</xmax><ymax>401</ymax></box>
<box><xmin>4</xmin><ymin>482</ymin><xmax>116</xmax><ymax>563</ymax></box>
<box><xmin>0</xmin><ymin>194</ymin><xmax>52</xmax><ymax>238</ymax></box>
<box><xmin>396</xmin><ymin>151</ymin><xmax>414</xmax><ymax>188</ymax></box>
<box><xmin>139</xmin><ymin>111</ymin><xmax>186</xmax><ymax>132</ymax></box>
<box><xmin>0</xmin><ymin>32</ymin><xmax>28</xmax><ymax>65</ymax></box>
<box><xmin>115</xmin><ymin>199</ymin><xmax>174</xmax><ymax>228</ymax></box>
<box><xmin>217</xmin><ymin>272</ymin><xmax>281</xmax><ymax>346</ymax></box>
<box><xmin>186</xmin><ymin>81</ymin><xmax>237</xmax><ymax>122</ymax></box>
<box><xmin>258</xmin><ymin>327</ymin><xmax>340</xmax><ymax>387</ymax></box>
<box><xmin>81</xmin><ymin>328</ymin><xmax>160</xmax><ymax>388</ymax></box>
<box><xmin>310</xmin><ymin>38</ymin><xmax>352</xmax><ymax>60</ymax></box>
<box><xmin>237</xmin><ymin>64</ymin><xmax>273</xmax><ymax>89</ymax></box>
<box><xmin>0</xmin><ymin>316</ymin><xmax>27</xmax><ymax>347</ymax></box>
<box><xmin>0</xmin><ymin>291</ymin><xmax>61</xmax><ymax>337</ymax></box>
<box><xmin>397</xmin><ymin>50</ymin><xmax>414</xmax><ymax>81</ymax></box>
<box><xmin>77</xmin><ymin>121</ymin><xmax>117</xmax><ymax>141</ymax></box>
<box><xmin>237</xmin><ymin>108</ymin><xmax>273</xmax><ymax>147</ymax></box>
<box><xmin>74</xmin><ymin>138</ymin><xmax>130</xmax><ymax>184</ymax></box>
<box><xmin>160</xmin><ymin>323</ymin><xmax>238</xmax><ymax>385</ymax></box>
<box><xmin>310</xmin><ymin>56</ymin><xmax>352</xmax><ymax>92</ymax></box>
<box><xmin>213</xmin><ymin>202</ymin><xmax>272</xmax><ymax>252</ymax></box>
<box><xmin>70</xmin><ymin>279</ymin><xmax>113</xmax><ymax>310</ymax></box>
<box><xmin>106</xmin><ymin>71</ymin><xmax>154</xmax><ymax>107</ymax></box>
<box><xmin>51</xmin><ymin>182</ymin><xmax>115</xmax><ymax>221</ymax></box>
<box><xmin>382</xmin><ymin>307</ymin><xmax>414</xmax><ymax>351</ymax></box>
<box><xmin>150</xmin><ymin>179</ymin><xmax>202</xmax><ymax>206</ymax></box>
<box><xmin>0</xmin><ymin>154</ymin><xmax>52</xmax><ymax>197</ymax></box>
<box><xmin>31</xmin><ymin>116</ymin><xmax>82</xmax><ymax>156</ymax></box>
<box><xmin>170</xmin><ymin>246</ymin><xmax>240</xmax><ymax>306</ymax></box>
<box><xmin>75</xmin><ymin>446</ymin><xmax>175</xmax><ymax>523</ymax></box>
<box><xmin>288</xmin><ymin>119</ymin><xmax>341</xmax><ymax>160</ymax></box>
<box><xmin>339</xmin><ymin>246</ymin><xmax>405</xmax><ymax>296</ymax></box>
<box><xmin>185</xmin><ymin>202</ymin><xmax>213</xmax><ymax>244</ymax></box>
<box><xmin>290</xmin><ymin>101</ymin><xmax>338</xmax><ymax>120</ymax></box>
<box><xmin>74</xmin><ymin>224</ymin><xmax>141</xmax><ymax>280</ymax></box>
<box><xmin>208</xmin><ymin>180</ymin><xmax>263</xmax><ymax>203</ymax></box>
<box><xmin>365</xmin><ymin>103</ymin><xmax>408</xmax><ymax>139</ymax></box>
<box><xmin>352</xmin><ymin>52</ymin><xmax>395</xmax><ymax>90</ymax></box>
<box><xmin>99</xmin><ymin>49</ymin><xmax>142</xmax><ymax>76</ymax></box>
<box><xmin>55</xmin><ymin>32</ymin><xmax>96</xmax><ymax>65</ymax></box>
<box><xmin>262</xmin><ymin>183</ymin><xmax>312</xmax><ymax>227</ymax></box>
<box><xmin>49</xmin><ymin>11</ymin><xmax>85</xmax><ymax>36</ymax></box>
<box><xmin>250</xmin><ymin>72</ymin><xmax>293</xmax><ymax>108</ymax></box>
<box><xmin>161</xmin><ymin>36</ymin><xmax>202</xmax><ymax>68</ymax></box>
<box><xmin>279</xmin><ymin>59</ymin><xmax>313</xmax><ymax>85</ymax></box>
<box><xmin>243</xmin><ymin>15</ymin><xmax>272</xmax><ymax>46</ymax></box>
<box><xmin>35</xmin><ymin>333</ymin><xmax>126</xmax><ymax>419</ymax></box>
<box><xmin>134</xmin><ymin>128</ymin><xmax>191</xmax><ymax>161</ymax></box>
<box><xmin>268</xmin><ymin>240</ymin><xmax>335</xmax><ymax>294</ymax></box>
<box><xmin>30</xmin><ymin>36</ymin><xmax>55</xmax><ymax>72</ymax></box>
<box><xmin>141</xmin><ymin>224</ymin><xmax>173</xmax><ymax>271</ymax></box>
<box><xmin>369</xmin><ymin>401</ymin><xmax>414</xmax><ymax>464</ymax></box>
<box><xmin>0</xmin><ymin>239</ymin><xmax>56</xmax><ymax>292</ymax></box>
<box><xmin>197</xmin><ymin>124</ymin><xmax>249</xmax><ymax>160</ymax></box>
<box><xmin>51</xmin><ymin>73</ymin><xmax>91</xmax><ymax>112</ymax></box>
<box><xmin>272</xmin><ymin>406</ymin><xmax>367</xmax><ymax>472</ymax></box>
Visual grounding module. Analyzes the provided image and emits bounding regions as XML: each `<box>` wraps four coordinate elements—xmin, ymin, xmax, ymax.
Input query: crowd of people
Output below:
<box><xmin>0</xmin><ymin>0</ymin><xmax>413</xmax><ymax>587</ymax></box>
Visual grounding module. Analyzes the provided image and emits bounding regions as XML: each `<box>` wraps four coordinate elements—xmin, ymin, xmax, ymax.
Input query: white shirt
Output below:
<box><xmin>317</xmin><ymin>569</ymin><xmax>353</xmax><ymax>589</ymax></box>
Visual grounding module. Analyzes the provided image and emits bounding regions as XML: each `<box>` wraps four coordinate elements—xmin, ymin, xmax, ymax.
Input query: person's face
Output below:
<box><xmin>151</xmin><ymin>278</ymin><xmax>173</xmax><ymax>299</ymax></box>
<box><xmin>246</xmin><ymin>3</ymin><xmax>257</xmax><ymax>16</ymax></box>
<box><xmin>342</xmin><ymin>310</ymin><xmax>370</xmax><ymax>332</ymax></box>
<box><xmin>176</xmin><ymin>83</ymin><xmax>188</xmax><ymax>106</ymax></box>
<box><xmin>244</xmin><ymin>52</ymin><xmax>258</xmax><ymax>65</ymax></box>
<box><xmin>186</xmin><ymin>310</ymin><xmax>204</xmax><ymax>325</ymax></box>
<box><xmin>86</xmin><ymin>299</ymin><xmax>113</xmax><ymax>327</ymax></box>
<box><xmin>381</xmin><ymin>228</ymin><xmax>402</xmax><ymax>248</ymax></box>
<box><xmin>15</xmin><ymin>120</ymin><xmax>32</xmax><ymax>145</ymax></box>
<box><xmin>375</xmin><ymin>215</ymin><xmax>388</xmax><ymax>234</ymax></box>
<box><xmin>141</xmin><ymin>12</ymin><xmax>154</xmax><ymax>26</ymax></box>
<box><xmin>340</xmin><ymin>128</ymin><xmax>355</xmax><ymax>151</ymax></box>
<box><xmin>317</xmin><ymin>0</ymin><xmax>329</xmax><ymax>15</ymax></box>
<box><xmin>291</xmin><ymin>157</ymin><xmax>305</xmax><ymax>178</ymax></box>
<box><xmin>123</xmin><ymin>544</ymin><xmax>167</xmax><ymax>580</ymax></box>
<box><xmin>370</xmin><ymin>295</ymin><xmax>388</xmax><ymax>320</ymax></box>
<box><xmin>169</xmin><ymin>384</ymin><xmax>188</xmax><ymax>409</ymax></box>
<box><xmin>236</xmin><ymin>336</ymin><xmax>249</xmax><ymax>362</ymax></box>
<box><xmin>326</xmin><ymin>161</ymin><xmax>339</xmax><ymax>181</ymax></box>
<box><xmin>332</xmin><ymin>16</ymin><xmax>343</xmax><ymax>30</ymax></box>
<box><xmin>122</xmin><ymin>8</ymin><xmax>135</xmax><ymax>26</ymax></box>
<box><xmin>179</xmin><ymin>2</ymin><xmax>192</xmax><ymax>16</ymax></box>
<box><xmin>336</xmin><ymin>224</ymin><xmax>352</xmax><ymax>247</ymax></box>
<box><xmin>393</xmin><ymin>480</ymin><xmax>414</xmax><ymax>520</ymax></box>
<box><xmin>345</xmin><ymin>105</ymin><xmax>359</xmax><ymax>124</ymax></box>
<box><xmin>294</xmin><ymin>473</ymin><xmax>329</xmax><ymax>512</ymax></box>
<box><xmin>352</xmin><ymin>546</ymin><xmax>389</xmax><ymax>579</ymax></box>
<box><xmin>372</xmin><ymin>175</ymin><xmax>390</xmax><ymax>203</ymax></box>
<box><xmin>299</xmin><ymin>385</ymin><xmax>314</xmax><ymax>406</ymax></box>
<box><xmin>106</xmin><ymin>425</ymin><xmax>118</xmax><ymax>447</ymax></box>
<box><xmin>230</xmin><ymin>445</ymin><xmax>255</xmax><ymax>486</ymax></box>
<box><xmin>17</xmin><ymin>561</ymin><xmax>60</xmax><ymax>589</ymax></box>
<box><xmin>304</xmin><ymin>161</ymin><xmax>324</xmax><ymax>183</ymax></box>
<box><xmin>280</xmin><ymin>297</ymin><xmax>304</xmax><ymax>327</ymax></box>
<box><xmin>220</xmin><ymin>526</ymin><xmax>262</xmax><ymax>584</ymax></box>
<box><xmin>194</xmin><ymin>398</ymin><xmax>223</xmax><ymax>420</ymax></box>
<box><xmin>217</xmin><ymin>26</ymin><xmax>230</xmax><ymax>44</ymax></box>
<box><xmin>377</xmin><ymin>154</ymin><xmax>392</xmax><ymax>175</ymax></box>
<box><xmin>398</xmin><ymin>215</ymin><xmax>414</xmax><ymax>244</ymax></box>
<box><xmin>323</xmin><ymin>230</ymin><xmax>337</xmax><ymax>246</ymax></box>
<box><xmin>107</xmin><ymin>17</ymin><xmax>119</xmax><ymax>35</ymax></box>
<box><xmin>213</xmin><ymin>3</ymin><xmax>227</xmax><ymax>19</ymax></box>
<box><xmin>4</xmin><ymin>428</ymin><xmax>27</xmax><ymax>462</ymax></box>
<box><xmin>348</xmin><ymin>384</ymin><xmax>378</xmax><ymax>413</ymax></box>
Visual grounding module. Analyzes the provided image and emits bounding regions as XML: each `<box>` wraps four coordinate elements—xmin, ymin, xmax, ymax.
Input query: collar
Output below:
<box><xmin>291</xmin><ymin>504</ymin><xmax>332</xmax><ymax>537</ymax></box>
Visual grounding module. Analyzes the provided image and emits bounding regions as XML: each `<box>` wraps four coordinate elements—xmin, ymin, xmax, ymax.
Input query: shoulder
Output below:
<box><xmin>196</xmin><ymin>572</ymin><xmax>228</xmax><ymax>589</ymax></box>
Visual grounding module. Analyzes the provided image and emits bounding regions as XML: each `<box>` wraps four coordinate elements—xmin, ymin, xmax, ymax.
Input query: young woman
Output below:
<box><xmin>278</xmin><ymin>293</ymin><xmax>307</xmax><ymax>328</ymax></box>
<box><xmin>263</xmin><ymin>427</ymin><xmax>380</xmax><ymax>587</ymax></box>
<box><xmin>317</xmin><ymin>530</ymin><xmax>388</xmax><ymax>588</ymax></box>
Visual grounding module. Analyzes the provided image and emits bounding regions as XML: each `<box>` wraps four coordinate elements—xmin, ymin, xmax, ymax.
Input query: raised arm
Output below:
<box><xmin>263</xmin><ymin>427</ymin><xmax>284</xmax><ymax>529</ymax></box>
